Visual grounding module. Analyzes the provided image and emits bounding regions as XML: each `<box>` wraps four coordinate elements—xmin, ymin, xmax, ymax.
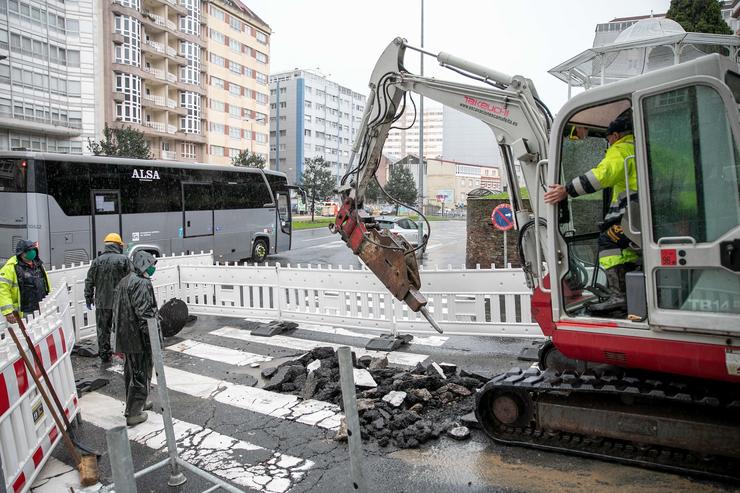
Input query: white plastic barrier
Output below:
<box><xmin>47</xmin><ymin>251</ymin><xmax>212</xmax><ymax>340</ymax></box>
<box><xmin>48</xmin><ymin>252</ymin><xmax>542</xmax><ymax>338</ymax></box>
<box><xmin>181</xmin><ymin>262</ymin><xmax>541</xmax><ymax>337</ymax></box>
<box><xmin>0</xmin><ymin>282</ymin><xmax>79</xmax><ymax>493</ymax></box>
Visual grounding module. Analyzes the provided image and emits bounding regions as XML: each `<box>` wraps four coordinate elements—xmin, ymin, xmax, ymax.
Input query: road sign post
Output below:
<box><xmin>491</xmin><ymin>204</ymin><xmax>514</xmax><ymax>267</ymax></box>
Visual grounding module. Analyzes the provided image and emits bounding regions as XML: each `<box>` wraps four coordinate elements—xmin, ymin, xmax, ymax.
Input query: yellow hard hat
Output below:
<box><xmin>104</xmin><ymin>233</ymin><xmax>123</xmax><ymax>245</ymax></box>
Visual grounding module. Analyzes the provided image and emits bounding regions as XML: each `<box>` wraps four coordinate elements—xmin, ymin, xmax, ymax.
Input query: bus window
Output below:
<box><xmin>46</xmin><ymin>160</ymin><xmax>90</xmax><ymax>215</ymax></box>
<box><xmin>0</xmin><ymin>159</ymin><xmax>27</xmax><ymax>192</ymax></box>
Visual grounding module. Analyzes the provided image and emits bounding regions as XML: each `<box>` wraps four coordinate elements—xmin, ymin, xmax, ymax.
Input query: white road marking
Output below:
<box><xmin>31</xmin><ymin>457</ymin><xmax>101</xmax><ymax>492</ymax></box>
<box><xmin>212</xmin><ymin>326</ymin><xmax>429</xmax><ymax>367</ymax></box>
<box><xmin>108</xmin><ymin>365</ymin><xmax>342</xmax><ymax>430</ymax></box>
<box><xmin>167</xmin><ymin>339</ymin><xmax>273</xmax><ymax>366</ymax></box>
<box><xmin>256</xmin><ymin>321</ymin><xmax>448</xmax><ymax>347</ymax></box>
<box><xmin>81</xmin><ymin>392</ymin><xmax>313</xmax><ymax>493</ymax></box>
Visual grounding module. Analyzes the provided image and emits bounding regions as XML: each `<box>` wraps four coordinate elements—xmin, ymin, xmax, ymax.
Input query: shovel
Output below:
<box><xmin>8</xmin><ymin>312</ymin><xmax>99</xmax><ymax>486</ymax></box>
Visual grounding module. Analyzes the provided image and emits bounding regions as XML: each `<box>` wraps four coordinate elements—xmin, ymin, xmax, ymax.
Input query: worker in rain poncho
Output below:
<box><xmin>112</xmin><ymin>250</ymin><xmax>159</xmax><ymax>426</ymax></box>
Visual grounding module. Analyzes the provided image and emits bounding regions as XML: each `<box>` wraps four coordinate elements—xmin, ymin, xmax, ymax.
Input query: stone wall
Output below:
<box><xmin>466</xmin><ymin>198</ymin><xmax>530</xmax><ymax>269</ymax></box>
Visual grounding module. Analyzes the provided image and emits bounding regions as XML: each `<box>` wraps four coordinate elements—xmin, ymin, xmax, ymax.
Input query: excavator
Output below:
<box><xmin>331</xmin><ymin>37</ymin><xmax>740</xmax><ymax>479</ymax></box>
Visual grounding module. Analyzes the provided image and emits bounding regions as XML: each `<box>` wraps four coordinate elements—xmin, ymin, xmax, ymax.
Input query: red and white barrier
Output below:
<box><xmin>0</xmin><ymin>282</ymin><xmax>78</xmax><ymax>493</ymax></box>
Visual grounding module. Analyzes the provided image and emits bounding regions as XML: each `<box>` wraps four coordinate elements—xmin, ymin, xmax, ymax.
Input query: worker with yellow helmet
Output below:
<box><xmin>84</xmin><ymin>233</ymin><xmax>132</xmax><ymax>363</ymax></box>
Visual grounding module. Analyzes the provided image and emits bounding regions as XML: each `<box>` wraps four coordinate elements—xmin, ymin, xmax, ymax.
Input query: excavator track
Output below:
<box><xmin>475</xmin><ymin>367</ymin><xmax>740</xmax><ymax>482</ymax></box>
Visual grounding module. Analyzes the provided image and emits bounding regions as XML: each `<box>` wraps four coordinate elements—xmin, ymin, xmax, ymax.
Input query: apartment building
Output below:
<box><xmin>269</xmin><ymin>69</ymin><xmax>366</xmax><ymax>184</ymax></box>
<box><xmin>204</xmin><ymin>0</ymin><xmax>270</xmax><ymax>166</ymax></box>
<box><xmin>0</xmin><ymin>0</ymin><xmax>96</xmax><ymax>153</ymax></box>
<box><xmin>101</xmin><ymin>0</ymin><xmax>207</xmax><ymax>161</ymax></box>
<box><xmin>384</xmin><ymin>105</ymin><xmax>443</xmax><ymax>161</ymax></box>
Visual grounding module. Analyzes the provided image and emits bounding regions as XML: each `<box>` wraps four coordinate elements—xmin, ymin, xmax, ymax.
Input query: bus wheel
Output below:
<box><xmin>252</xmin><ymin>239</ymin><xmax>268</xmax><ymax>263</ymax></box>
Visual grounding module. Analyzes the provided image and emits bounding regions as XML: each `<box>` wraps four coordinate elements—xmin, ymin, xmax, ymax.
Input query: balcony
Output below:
<box><xmin>166</xmin><ymin>98</ymin><xmax>177</xmax><ymax>109</ymax></box>
<box><xmin>143</xmin><ymin>94</ymin><xmax>165</xmax><ymax>106</ymax></box>
<box><xmin>167</xmin><ymin>124</ymin><xmax>177</xmax><ymax>134</ymax></box>
<box><xmin>142</xmin><ymin>65</ymin><xmax>166</xmax><ymax>82</ymax></box>
<box><xmin>161</xmin><ymin>150</ymin><xmax>176</xmax><ymax>160</ymax></box>
<box><xmin>166</xmin><ymin>72</ymin><xmax>177</xmax><ymax>83</ymax></box>
<box><xmin>161</xmin><ymin>0</ymin><xmax>187</xmax><ymax>15</ymax></box>
<box><xmin>111</xmin><ymin>33</ymin><xmax>124</xmax><ymax>45</ymax></box>
<box><xmin>166</xmin><ymin>46</ymin><xmax>177</xmax><ymax>57</ymax></box>
<box><xmin>145</xmin><ymin>120</ymin><xmax>166</xmax><ymax>132</ymax></box>
<box><xmin>144</xmin><ymin>39</ymin><xmax>165</xmax><ymax>54</ymax></box>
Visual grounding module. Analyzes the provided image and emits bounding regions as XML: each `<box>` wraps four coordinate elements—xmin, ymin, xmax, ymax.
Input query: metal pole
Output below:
<box><xmin>337</xmin><ymin>347</ymin><xmax>366</xmax><ymax>493</ymax></box>
<box><xmin>503</xmin><ymin>230</ymin><xmax>508</xmax><ymax>267</ymax></box>
<box><xmin>146</xmin><ymin>318</ymin><xmax>187</xmax><ymax>487</ymax></box>
<box><xmin>106</xmin><ymin>426</ymin><xmax>137</xmax><ymax>493</ymax></box>
<box><xmin>418</xmin><ymin>0</ymin><xmax>425</xmax><ymax>213</ymax></box>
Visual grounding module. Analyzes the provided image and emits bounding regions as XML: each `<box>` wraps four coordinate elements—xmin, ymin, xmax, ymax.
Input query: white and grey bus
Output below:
<box><xmin>0</xmin><ymin>151</ymin><xmax>294</xmax><ymax>267</ymax></box>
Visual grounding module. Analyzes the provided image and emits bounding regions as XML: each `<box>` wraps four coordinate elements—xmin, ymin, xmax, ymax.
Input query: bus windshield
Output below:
<box><xmin>0</xmin><ymin>159</ymin><xmax>26</xmax><ymax>192</ymax></box>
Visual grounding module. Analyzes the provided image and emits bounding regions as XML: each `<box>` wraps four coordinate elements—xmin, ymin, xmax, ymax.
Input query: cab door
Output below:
<box><xmin>633</xmin><ymin>78</ymin><xmax>740</xmax><ymax>334</ymax></box>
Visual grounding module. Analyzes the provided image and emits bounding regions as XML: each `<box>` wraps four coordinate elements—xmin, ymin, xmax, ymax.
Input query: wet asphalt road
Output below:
<box><xmin>269</xmin><ymin>220</ymin><xmax>469</xmax><ymax>269</ymax></box>
<box><xmin>45</xmin><ymin>315</ymin><xmax>733</xmax><ymax>493</ymax></box>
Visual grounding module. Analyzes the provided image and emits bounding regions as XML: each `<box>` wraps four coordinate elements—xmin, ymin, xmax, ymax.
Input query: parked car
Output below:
<box><xmin>375</xmin><ymin>216</ymin><xmax>422</xmax><ymax>247</ymax></box>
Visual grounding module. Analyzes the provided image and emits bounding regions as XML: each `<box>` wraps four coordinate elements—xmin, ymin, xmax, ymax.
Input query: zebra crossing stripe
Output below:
<box><xmin>211</xmin><ymin>326</ymin><xmax>429</xmax><ymax>366</ymax></box>
<box><xmin>167</xmin><ymin>339</ymin><xmax>273</xmax><ymax>366</ymax></box>
<box><xmin>107</xmin><ymin>365</ymin><xmax>342</xmax><ymax>430</ymax></box>
<box><xmin>80</xmin><ymin>392</ymin><xmax>314</xmax><ymax>493</ymax></box>
<box><xmin>272</xmin><ymin>321</ymin><xmax>448</xmax><ymax>347</ymax></box>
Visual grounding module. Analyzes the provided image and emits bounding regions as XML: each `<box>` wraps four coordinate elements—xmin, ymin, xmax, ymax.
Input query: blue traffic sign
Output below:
<box><xmin>491</xmin><ymin>204</ymin><xmax>514</xmax><ymax>231</ymax></box>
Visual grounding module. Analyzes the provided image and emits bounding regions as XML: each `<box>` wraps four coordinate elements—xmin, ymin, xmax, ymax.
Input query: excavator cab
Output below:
<box><xmin>545</xmin><ymin>53</ymin><xmax>740</xmax><ymax>354</ymax></box>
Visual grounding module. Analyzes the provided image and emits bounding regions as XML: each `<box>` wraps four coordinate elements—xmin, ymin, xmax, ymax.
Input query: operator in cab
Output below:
<box><xmin>84</xmin><ymin>233</ymin><xmax>132</xmax><ymax>364</ymax></box>
<box><xmin>544</xmin><ymin>112</ymin><xmax>638</xmax><ymax>314</ymax></box>
<box><xmin>0</xmin><ymin>240</ymin><xmax>51</xmax><ymax>323</ymax></box>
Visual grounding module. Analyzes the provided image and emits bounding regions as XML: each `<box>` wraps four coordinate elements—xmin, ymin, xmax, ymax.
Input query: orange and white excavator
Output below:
<box><xmin>332</xmin><ymin>37</ymin><xmax>740</xmax><ymax>479</ymax></box>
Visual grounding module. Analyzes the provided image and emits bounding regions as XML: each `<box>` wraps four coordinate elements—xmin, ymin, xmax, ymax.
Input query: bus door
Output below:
<box><xmin>182</xmin><ymin>182</ymin><xmax>214</xmax><ymax>237</ymax></box>
<box><xmin>90</xmin><ymin>190</ymin><xmax>122</xmax><ymax>257</ymax></box>
<box><xmin>275</xmin><ymin>190</ymin><xmax>291</xmax><ymax>251</ymax></box>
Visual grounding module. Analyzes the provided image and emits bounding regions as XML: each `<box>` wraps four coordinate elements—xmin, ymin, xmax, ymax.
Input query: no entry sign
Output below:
<box><xmin>491</xmin><ymin>204</ymin><xmax>514</xmax><ymax>231</ymax></box>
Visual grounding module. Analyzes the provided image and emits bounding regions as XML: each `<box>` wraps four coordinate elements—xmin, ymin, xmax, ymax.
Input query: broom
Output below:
<box><xmin>8</xmin><ymin>313</ymin><xmax>99</xmax><ymax>486</ymax></box>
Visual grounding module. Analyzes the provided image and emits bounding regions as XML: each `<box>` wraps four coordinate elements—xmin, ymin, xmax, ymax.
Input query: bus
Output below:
<box><xmin>0</xmin><ymin>151</ymin><xmax>294</xmax><ymax>267</ymax></box>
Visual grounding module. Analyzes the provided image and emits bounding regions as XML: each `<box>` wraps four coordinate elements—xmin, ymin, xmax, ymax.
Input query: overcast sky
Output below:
<box><xmin>247</xmin><ymin>0</ymin><xmax>672</xmax><ymax>111</ymax></box>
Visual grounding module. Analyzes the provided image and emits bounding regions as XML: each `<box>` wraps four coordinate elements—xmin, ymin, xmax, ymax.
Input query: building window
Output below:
<box><xmin>229</xmin><ymin>105</ymin><xmax>240</xmax><ymax>118</ymax></box>
<box><xmin>229</xmin><ymin>60</ymin><xmax>241</xmax><ymax>74</ymax></box>
<box><xmin>210</xmin><ymin>53</ymin><xmax>225</xmax><ymax>67</ymax></box>
<box><xmin>255</xmin><ymin>92</ymin><xmax>268</xmax><ymax>105</ymax></box>
<box><xmin>228</xmin><ymin>83</ymin><xmax>241</xmax><ymax>96</ymax></box>
<box><xmin>209</xmin><ymin>28</ymin><xmax>224</xmax><ymax>44</ymax></box>
<box><xmin>210</xmin><ymin>99</ymin><xmax>225</xmax><ymax>112</ymax></box>
<box><xmin>255</xmin><ymin>51</ymin><xmax>267</xmax><ymax>64</ymax></box>
<box><xmin>229</xmin><ymin>38</ymin><xmax>240</xmax><ymax>52</ymax></box>
<box><xmin>229</xmin><ymin>127</ymin><xmax>240</xmax><ymax>139</ymax></box>
<box><xmin>210</xmin><ymin>145</ymin><xmax>224</xmax><ymax>156</ymax></box>
<box><xmin>255</xmin><ymin>72</ymin><xmax>267</xmax><ymax>85</ymax></box>
<box><xmin>115</xmin><ymin>73</ymin><xmax>142</xmax><ymax>123</ymax></box>
<box><xmin>211</xmin><ymin>76</ymin><xmax>224</xmax><ymax>89</ymax></box>
<box><xmin>210</xmin><ymin>5</ymin><xmax>224</xmax><ymax>21</ymax></box>
<box><xmin>114</xmin><ymin>15</ymin><xmax>141</xmax><ymax>66</ymax></box>
<box><xmin>209</xmin><ymin>122</ymin><xmax>224</xmax><ymax>134</ymax></box>
<box><xmin>229</xmin><ymin>16</ymin><xmax>241</xmax><ymax>31</ymax></box>
<box><xmin>180</xmin><ymin>41</ymin><xmax>200</xmax><ymax>85</ymax></box>
<box><xmin>181</xmin><ymin>142</ymin><xmax>196</xmax><ymax>159</ymax></box>
<box><xmin>180</xmin><ymin>91</ymin><xmax>200</xmax><ymax>133</ymax></box>
<box><xmin>256</xmin><ymin>133</ymin><xmax>267</xmax><ymax>144</ymax></box>
<box><xmin>255</xmin><ymin>30</ymin><xmax>267</xmax><ymax>44</ymax></box>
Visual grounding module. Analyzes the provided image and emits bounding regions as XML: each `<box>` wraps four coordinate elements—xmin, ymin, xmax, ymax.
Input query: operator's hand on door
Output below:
<box><xmin>4</xmin><ymin>313</ymin><xmax>17</xmax><ymax>324</ymax></box>
<box><xmin>544</xmin><ymin>184</ymin><xmax>568</xmax><ymax>204</ymax></box>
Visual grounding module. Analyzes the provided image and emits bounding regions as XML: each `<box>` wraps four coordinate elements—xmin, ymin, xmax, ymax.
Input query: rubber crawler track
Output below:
<box><xmin>475</xmin><ymin>366</ymin><xmax>740</xmax><ymax>483</ymax></box>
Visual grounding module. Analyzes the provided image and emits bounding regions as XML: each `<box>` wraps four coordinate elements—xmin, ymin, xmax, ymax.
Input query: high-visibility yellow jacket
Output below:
<box><xmin>565</xmin><ymin>134</ymin><xmax>637</xmax><ymax>225</ymax></box>
<box><xmin>0</xmin><ymin>255</ymin><xmax>51</xmax><ymax>317</ymax></box>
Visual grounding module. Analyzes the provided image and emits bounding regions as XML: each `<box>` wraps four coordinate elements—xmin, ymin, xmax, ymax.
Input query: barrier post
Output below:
<box><xmin>0</xmin><ymin>450</ymin><xmax>7</xmax><ymax>493</ymax></box>
<box><xmin>146</xmin><ymin>319</ymin><xmax>187</xmax><ymax>488</ymax></box>
<box><xmin>106</xmin><ymin>426</ymin><xmax>137</xmax><ymax>493</ymax></box>
<box><xmin>337</xmin><ymin>347</ymin><xmax>367</xmax><ymax>493</ymax></box>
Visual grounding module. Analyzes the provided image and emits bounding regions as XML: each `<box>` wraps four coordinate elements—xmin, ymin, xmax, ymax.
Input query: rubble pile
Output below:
<box><xmin>261</xmin><ymin>347</ymin><xmax>489</xmax><ymax>448</ymax></box>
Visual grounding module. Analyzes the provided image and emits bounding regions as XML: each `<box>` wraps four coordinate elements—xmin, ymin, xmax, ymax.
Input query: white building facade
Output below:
<box><xmin>0</xmin><ymin>0</ymin><xmax>96</xmax><ymax>153</ymax></box>
<box><xmin>269</xmin><ymin>69</ymin><xmax>365</xmax><ymax>184</ymax></box>
<box><xmin>384</xmin><ymin>105</ymin><xmax>443</xmax><ymax>161</ymax></box>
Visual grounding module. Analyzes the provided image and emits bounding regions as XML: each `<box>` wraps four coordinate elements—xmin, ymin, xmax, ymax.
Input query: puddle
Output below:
<box><xmin>391</xmin><ymin>440</ymin><xmax>727</xmax><ymax>493</ymax></box>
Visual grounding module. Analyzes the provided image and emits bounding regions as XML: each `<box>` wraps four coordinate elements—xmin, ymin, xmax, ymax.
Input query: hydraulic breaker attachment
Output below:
<box><xmin>330</xmin><ymin>198</ymin><xmax>442</xmax><ymax>333</ymax></box>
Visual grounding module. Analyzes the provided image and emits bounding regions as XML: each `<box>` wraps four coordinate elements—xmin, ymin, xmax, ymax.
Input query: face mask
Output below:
<box><xmin>24</xmin><ymin>249</ymin><xmax>37</xmax><ymax>261</ymax></box>
<box><xmin>146</xmin><ymin>265</ymin><xmax>156</xmax><ymax>276</ymax></box>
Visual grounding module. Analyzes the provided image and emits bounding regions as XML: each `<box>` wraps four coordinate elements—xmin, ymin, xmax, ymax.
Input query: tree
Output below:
<box><xmin>231</xmin><ymin>149</ymin><xmax>266</xmax><ymax>168</ymax></box>
<box><xmin>384</xmin><ymin>164</ymin><xmax>418</xmax><ymax>214</ymax></box>
<box><xmin>300</xmin><ymin>156</ymin><xmax>336</xmax><ymax>221</ymax></box>
<box><xmin>365</xmin><ymin>178</ymin><xmax>382</xmax><ymax>203</ymax></box>
<box><xmin>87</xmin><ymin>124</ymin><xmax>152</xmax><ymax>159</ymax></box>
<box><xmin>666</xmin><ymin>0</ymin><xmax>732</xmax><ymax>35</ymax></box>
